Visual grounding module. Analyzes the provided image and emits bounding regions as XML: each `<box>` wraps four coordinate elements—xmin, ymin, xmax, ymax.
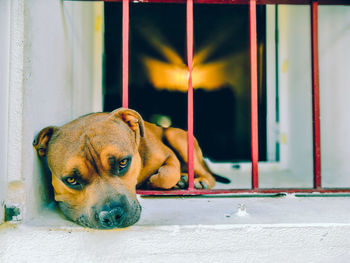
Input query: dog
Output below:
<box><xmin>33</xmin><ymin>108</ymin><xmax>229</xmax><ymax>229</ymax></box>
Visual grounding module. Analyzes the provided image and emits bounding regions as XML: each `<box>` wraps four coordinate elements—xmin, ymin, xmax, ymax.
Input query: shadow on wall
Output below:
<box><xmin>35</xmin><ymin>154</ymin><xmax>55</xmax><ymax>206</ymax></box>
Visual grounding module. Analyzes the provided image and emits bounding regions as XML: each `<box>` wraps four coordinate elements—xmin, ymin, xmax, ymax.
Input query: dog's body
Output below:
<box><xmin>33</xmin><ymin>108</ymin><xmax>222</xmax><ymax>229</ymax></box>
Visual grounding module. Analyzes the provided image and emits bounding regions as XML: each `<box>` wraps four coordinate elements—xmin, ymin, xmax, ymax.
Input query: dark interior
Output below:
<box><xmin>104</xmin><ymin>3</ymin><xmax>266</xmax><ymax>162</ymax></box>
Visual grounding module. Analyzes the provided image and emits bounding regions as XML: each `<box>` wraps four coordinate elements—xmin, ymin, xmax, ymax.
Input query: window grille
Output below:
<box><xmin>65</xmin><ymin>0</ymin><xmax>350</xmax><ymax>195</ymax></box>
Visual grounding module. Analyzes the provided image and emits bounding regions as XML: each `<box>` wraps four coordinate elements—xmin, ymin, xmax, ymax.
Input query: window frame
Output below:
<box><xmin>66</xmin><ymin>0</ymin><xmax>350</xmax><ymax>196</ymax></box>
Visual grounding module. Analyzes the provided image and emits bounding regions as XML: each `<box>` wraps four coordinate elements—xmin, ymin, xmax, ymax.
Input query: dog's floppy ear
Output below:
<box><xmin>109</xmin><ymin>108</ymin><xmax>145</xmax><ymax>137</ymax></box>
<box><xmin>33</xmin><ymin>126</ymin><xmax>58</xmax><ymax>157</ymax></box>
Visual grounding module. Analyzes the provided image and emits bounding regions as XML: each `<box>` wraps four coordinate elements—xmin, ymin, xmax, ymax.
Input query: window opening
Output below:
<box><xmin>66</xmin><ymin>0</ymin><xmax>350</xmax><ymax>195</ymax></box>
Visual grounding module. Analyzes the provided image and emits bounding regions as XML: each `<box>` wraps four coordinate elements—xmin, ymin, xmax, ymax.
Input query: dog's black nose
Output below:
<box><xmin>98</xmin><ymin>203</ymin><xmax>125</xmax><ymax>228</ymax></box>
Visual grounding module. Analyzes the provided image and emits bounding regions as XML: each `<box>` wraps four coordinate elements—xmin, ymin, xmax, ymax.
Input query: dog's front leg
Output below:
<box><xmin>147</xmin><ymin>152</ymin><xmax>181</xmax><ymax>189</ymax></box>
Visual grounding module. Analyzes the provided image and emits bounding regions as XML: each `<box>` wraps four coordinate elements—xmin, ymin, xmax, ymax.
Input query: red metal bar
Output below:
<box><xmin>137</xmin><ymin>188</ymin><xmax>350</xmax><ymax>196</ymax></box>
<box><xmin>122</xmin><ymin>0</ymin><xmax>129</xmax><ymax>108</ymax></box>
<box><xmin>70</xmin><ymin>0</ymin><xmax>350</xmax><ymax>5</ymax></box>
<box><xmin>250</xmin><ymin>0</ymin><xmax>259</xmax><ymax>189</ymax></box>
<box><xmin>311</xmin><ymin>0</ymin><xmax>321</xmax><ymax>189</ymax></box>
<box><xmin>187</xmin><ymin>0</ymin><xmax>195</xmax><ymax>190</ymax></box>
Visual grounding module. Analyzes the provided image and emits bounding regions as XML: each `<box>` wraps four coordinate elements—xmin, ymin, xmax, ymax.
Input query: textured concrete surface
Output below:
<box><xmin>2</xmin><ymin>196</ymin><xmax>350</xmax><ymax>263</ymax></box>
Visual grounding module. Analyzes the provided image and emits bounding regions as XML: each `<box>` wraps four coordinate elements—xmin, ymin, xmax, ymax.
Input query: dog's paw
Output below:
<box><xmin>194</xmin><ymin>178</ymin><xmax>209</xmax><ymax>189</ymax></box>
<box><xmin>172</xmin><ymin>174</ymin><xmax>210</xmax><ymax>190</ymax></box>
<box><xmin>173</xmin><ymin>173</ymin><xmax>188</xmax><ymax>189</ymax></box>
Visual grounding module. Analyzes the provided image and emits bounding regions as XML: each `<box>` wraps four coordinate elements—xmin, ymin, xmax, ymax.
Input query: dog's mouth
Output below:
<box><xmin>59</xmin><ymin>199</ymin><xmax>142</xmax><ymax>229</ymax></box>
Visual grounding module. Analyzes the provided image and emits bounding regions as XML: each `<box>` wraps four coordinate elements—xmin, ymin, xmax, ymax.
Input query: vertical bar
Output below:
<box><xmin>274</xmin><ymin>6</ymin><xmax>279</xmax><ymax>124</ymax></box>
<box><xmin>311</xmin><ymin>0</ymin><xmax>321</xmax><ymax>189</ymax></box>
<box><xmin>187</xmin><ymin>0</ymin><xmax>194</xmax><ymax>190</ymax></box>
<box><xmin>274</xmin><ymin>5</ymin><xmax>280</xmax><ymax>162</ymax></box>
<box><xmin>122</xmin><ymin>0</ymin><xmax>129</xmax><ymax>108</ymax></box>
<box><xmin>250</xmin><ymin>0</ymin><xmax>259</xmax><ymax>189</ymax></box>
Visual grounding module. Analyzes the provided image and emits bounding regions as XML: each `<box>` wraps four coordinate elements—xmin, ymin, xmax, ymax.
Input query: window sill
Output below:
<box><xmin>1</xmin><ymin>196</ymin><xmax>350</xmax><ymax>262</ymax></box>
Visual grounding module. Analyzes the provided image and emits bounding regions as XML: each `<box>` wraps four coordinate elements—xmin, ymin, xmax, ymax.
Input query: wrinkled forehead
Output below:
<box><xmin>46</xmin><ymin>114</ymin><xmax>136</xmax><ymax>173</ymax></box>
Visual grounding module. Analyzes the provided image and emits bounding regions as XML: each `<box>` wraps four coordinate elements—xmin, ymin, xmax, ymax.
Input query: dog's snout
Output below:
<box><xmin>97</xmin><ymin>203</ymin><xmax>125</xmax><ymax>228</ymax></box>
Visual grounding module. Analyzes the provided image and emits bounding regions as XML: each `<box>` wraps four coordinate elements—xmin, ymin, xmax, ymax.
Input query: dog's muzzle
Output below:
<box><xmin>97</xmin><ymin>202</ymin><xmax>126</xmax><ymax>228</ymax></box>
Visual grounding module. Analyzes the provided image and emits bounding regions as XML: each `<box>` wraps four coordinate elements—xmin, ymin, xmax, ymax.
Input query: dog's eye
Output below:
<box><xmin>119</xmin><ymin>158</ymin><xmax>129</xmax><ymax>170</ymax></box>
<box><xmin>108</xmin><ymin>156</ymin><xmax>131</xmax><ymax>175</ymax></box>
<box><xmin>66</xmin><ymin>177</ymin><xmax>77</xmax><ymax>185</ymax></box>
<box><xmin>63</xmin><ymin>176</ymin><xmax>83</xmax><ymax>190</ymax></box>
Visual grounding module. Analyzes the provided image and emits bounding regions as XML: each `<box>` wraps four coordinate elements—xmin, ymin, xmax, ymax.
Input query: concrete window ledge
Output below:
<box><xmin>1</xmin><ymin>196</ymin><xmax>350</xmax><ymax>262</ymax></box>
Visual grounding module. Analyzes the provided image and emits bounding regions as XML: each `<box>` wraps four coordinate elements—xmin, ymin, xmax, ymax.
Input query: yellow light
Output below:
<box><xmin>141</xmin><ymin>29</ymin><xmax>247</xmax><ymax>93</ymax></box>
<box><xmin>136</xmin><ymin>24</ymin><xmax>249</xmax><ymax>96</ymax></box>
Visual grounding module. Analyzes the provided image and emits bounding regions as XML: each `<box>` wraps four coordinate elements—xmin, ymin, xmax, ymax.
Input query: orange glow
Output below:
<box><xmin>141</xmin><ymin>27</ymin><xmax>248</xmax><ymax>93</ymax></box>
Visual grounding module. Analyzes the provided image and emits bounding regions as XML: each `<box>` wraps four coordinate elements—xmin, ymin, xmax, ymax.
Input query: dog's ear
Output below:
<box><xmin>33</xmin><ymin>126</ymin><xmax>58</xmax><ymax>157</ymax></box>
<box><xmin>109</xmin><ymin>108</ymin><xmax>145</xmax><ymax>137</ymax></box>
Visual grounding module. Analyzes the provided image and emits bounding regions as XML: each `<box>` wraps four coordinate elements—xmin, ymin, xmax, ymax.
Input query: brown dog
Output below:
<box><xmin>33</xmin><ymin>108</ymin><xmax>226</xmax><ymax>229</ymax></box>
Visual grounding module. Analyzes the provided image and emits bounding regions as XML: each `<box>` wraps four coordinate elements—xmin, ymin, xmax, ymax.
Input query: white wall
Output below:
<box><xmin>263</xmin><ymin>5</ymin><xmax>350</xmax><ymax>188</ymax></box>
<box><xmin>262</xmin><ymin>5</ymin><xmax>314</xmax><ymax>187</ymax></box>
<box><xmin>319</xmin><ymin>6</ymin><xmax>350</xmax><ymax>187</ymax></box>
<box><xmin>0</xmin><ymin>0</ymin><xmax>11</xmax><ymax>223</ymax></box>
<box><xmin>280</xmin><ymin>5</ymin><xmax>314</xmax><ymax>186</ymax></box>
<box><xmin>3</xmin><ymin>0</ymin><xmax>103</xmax><ymax>221</ymax></box>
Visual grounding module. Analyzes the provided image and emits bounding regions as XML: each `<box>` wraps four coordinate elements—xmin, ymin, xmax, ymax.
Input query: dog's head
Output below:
<box><xmin>33</xmin><ymin>108</ymin><xmax>144</xmax><ymax>229</ymax></box>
